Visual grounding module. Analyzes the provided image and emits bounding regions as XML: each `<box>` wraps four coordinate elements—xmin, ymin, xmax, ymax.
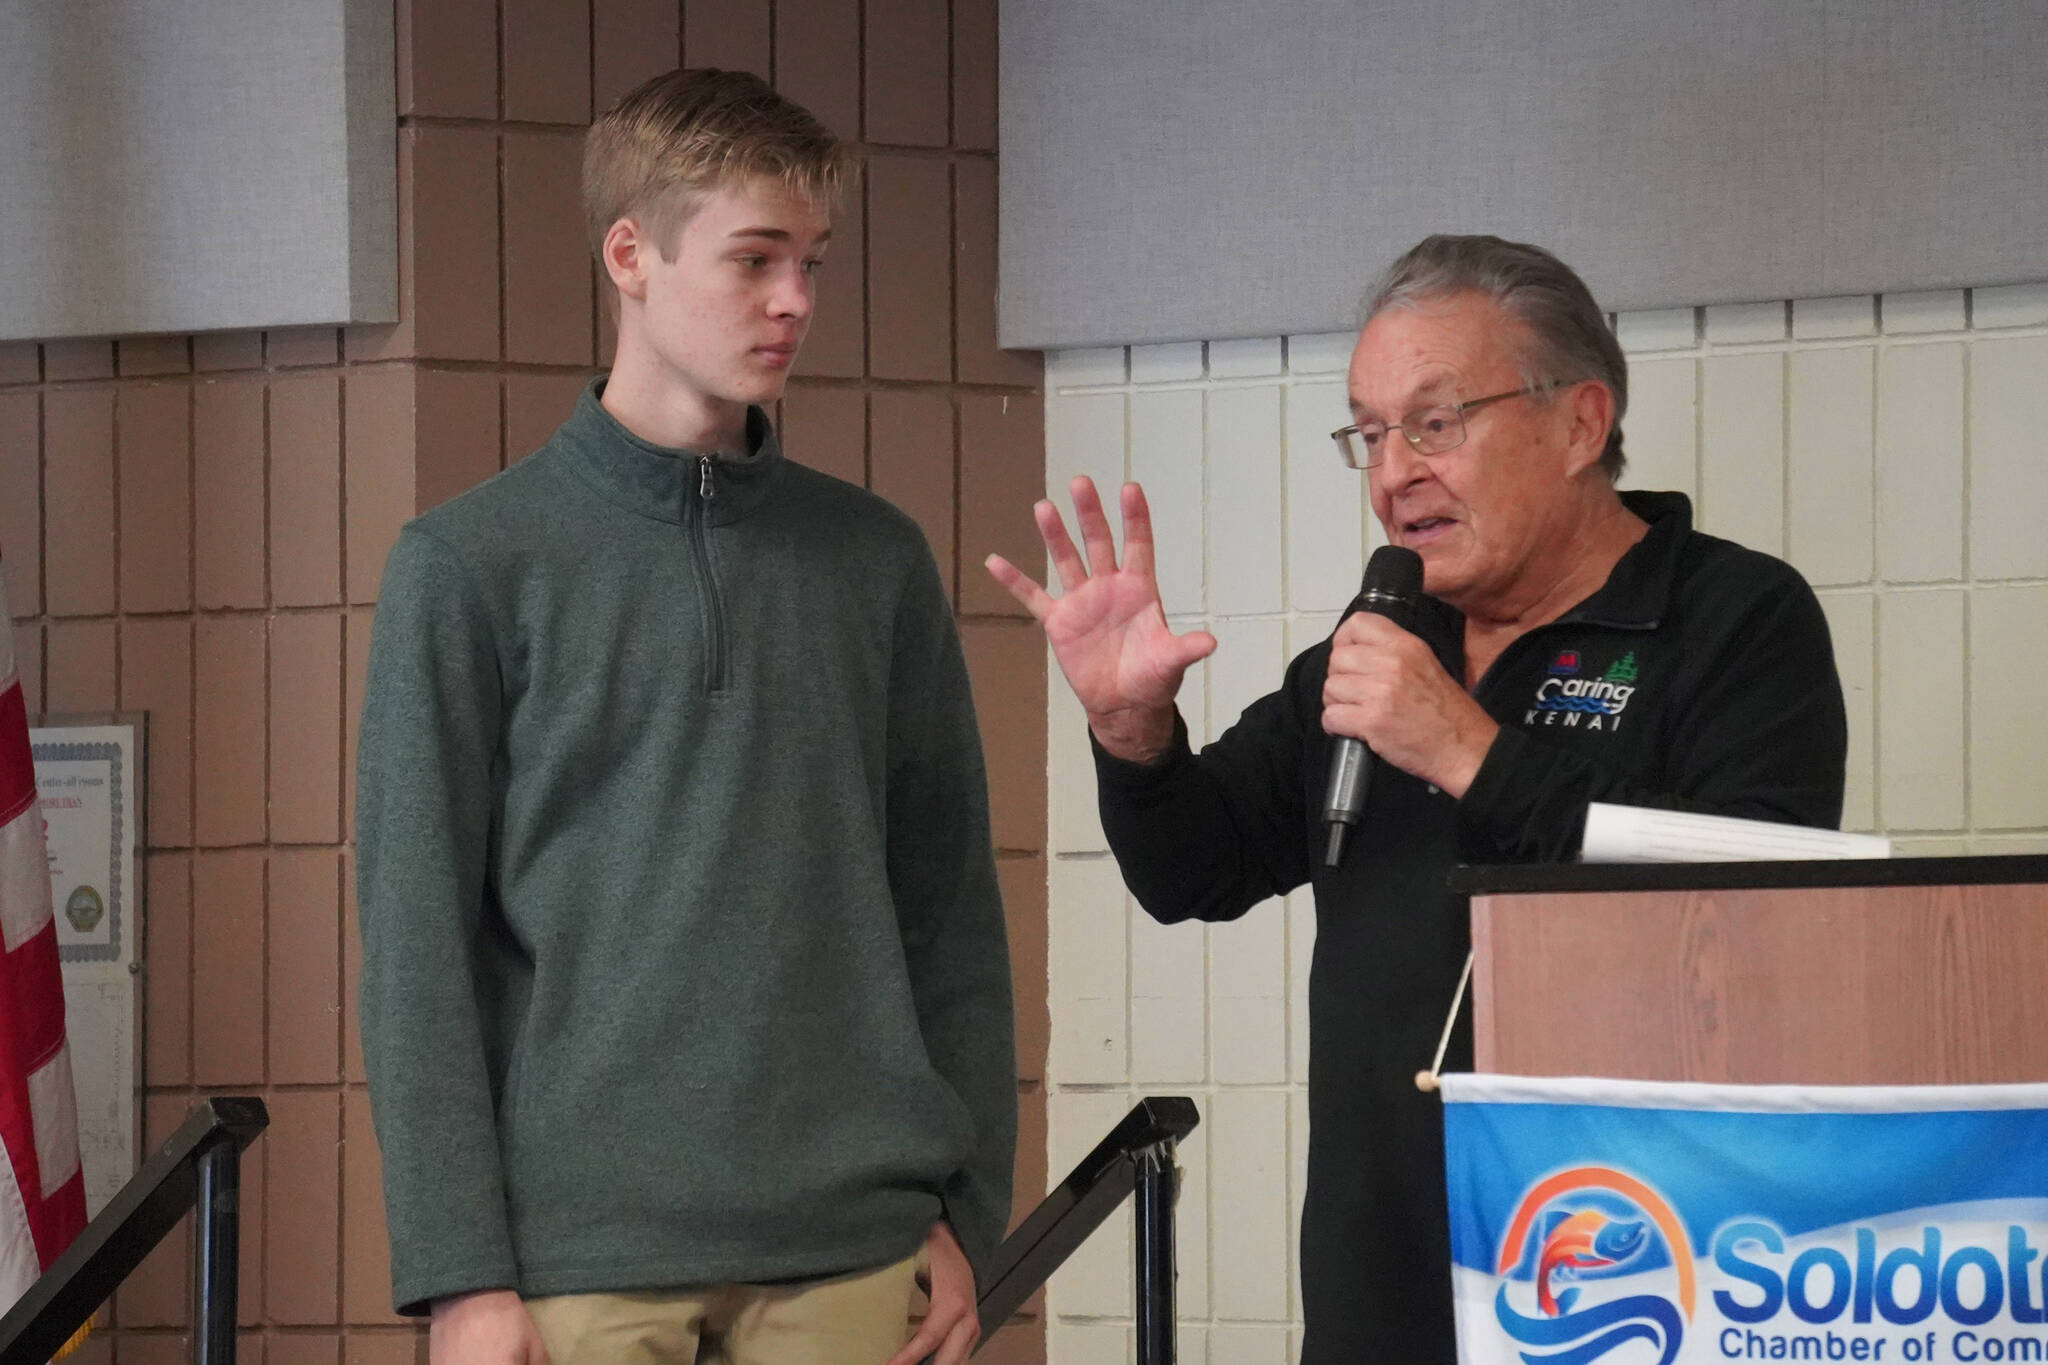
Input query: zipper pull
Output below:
<box><xmin>698</xmin><ymin>455</ymin><xmax>715</xmax><ymax>503</ymax></box>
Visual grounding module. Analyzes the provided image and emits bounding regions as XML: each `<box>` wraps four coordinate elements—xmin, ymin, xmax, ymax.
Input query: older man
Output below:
<box><xmin>988</xmin><ymin>235</ymin><xmax>1848</xmax><ymax>1361</ymax></box>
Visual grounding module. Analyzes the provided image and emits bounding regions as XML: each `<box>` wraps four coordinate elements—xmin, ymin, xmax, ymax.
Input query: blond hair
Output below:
<box><xmin>583</xmin><ymin>68</ymin><xmax>855</xmax><ymax>262</ymax></box>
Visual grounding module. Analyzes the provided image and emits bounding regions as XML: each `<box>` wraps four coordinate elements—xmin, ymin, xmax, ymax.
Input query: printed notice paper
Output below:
<box><xmin>1580</xmin><ymin>802</ymin><xmax>1892</xmax><ymax>864</ymax></box>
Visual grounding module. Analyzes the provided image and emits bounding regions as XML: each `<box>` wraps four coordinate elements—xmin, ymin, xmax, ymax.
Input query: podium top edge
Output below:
<box><xmin>1449</xmin><ymin>852</ymin><xmax>2048</xmax><ymax>897</ymax></box>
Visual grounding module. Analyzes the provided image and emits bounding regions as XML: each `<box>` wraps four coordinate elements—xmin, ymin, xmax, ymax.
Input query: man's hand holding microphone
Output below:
<box><xmin>990</xmin><ymin>477</ymin><xmax>1498</xmax><ymax>863</ymax></box>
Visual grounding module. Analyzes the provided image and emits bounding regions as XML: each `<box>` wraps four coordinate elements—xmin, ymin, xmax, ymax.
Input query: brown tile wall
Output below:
<box><xmin>0</xmin><ymin>0</ymin><xmax>1047</xmax><ymax>1359</ymax></box>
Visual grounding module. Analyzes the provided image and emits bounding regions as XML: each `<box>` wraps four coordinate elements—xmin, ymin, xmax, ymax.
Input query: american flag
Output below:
<box><xmin>0</xmin><ymin>562</ymin><xmax>87</xmax><ymax>1334</ymax></box>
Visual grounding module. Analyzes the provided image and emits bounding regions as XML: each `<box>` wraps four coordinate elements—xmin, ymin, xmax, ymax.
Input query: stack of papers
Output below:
<box><xmin>1579</xmin><ymin>802</ymin><xmax>1893</xmax><ymax>863</ymax></box>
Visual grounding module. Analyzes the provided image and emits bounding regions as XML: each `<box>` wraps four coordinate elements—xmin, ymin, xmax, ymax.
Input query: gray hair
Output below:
<box><xmin>1363</xmin><ymin>235</ymin><xmax>1628</xmax><ymax>480</ymax></box>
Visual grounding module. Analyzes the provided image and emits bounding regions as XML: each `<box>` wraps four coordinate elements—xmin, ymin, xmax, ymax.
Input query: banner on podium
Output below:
<box><xmin>1441</xmin><ymin>1074</ymin><xmax>2048</xmax><ymax>1365</ymax></box>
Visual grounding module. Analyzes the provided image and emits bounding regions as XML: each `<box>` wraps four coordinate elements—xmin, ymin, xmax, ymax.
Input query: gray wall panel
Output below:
<box><xmin>1</xmin><ymin>0</ymin><xmax>396</xmax><ymax>342</ymax></box>
<box><xmin>999</xmin><ymin>1</ymin><xmax>2047</xmax><ymax>350</ymax></box>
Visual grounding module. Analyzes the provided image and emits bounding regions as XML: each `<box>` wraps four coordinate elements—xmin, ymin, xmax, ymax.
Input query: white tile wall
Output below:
<box><xmin>1875</xmin><ymin>343</ymin><xmax>1964</xmax><ymax>582</ymax></box>
<box><xmin>1174</xmin><ymin>641</ymin><xmax>1211</xmax><ymax>749</ymax></box>
<box><xmin>1820</xmin><ymin>592</ymin><xmax>1878</xmax><ymax>832</ymax></box>
<box><xmin>1883</xmin><ymin>291</ymin><xmax>1967</xmax><ymax>335</ymax></box>
<box><xmin>1970</xmin><ymin>584</ymin><xmax>2048</xmax><ymax>829</ymax></box>
<box><xmin>1787</xmin><ymin>346</ymin><xmax>1876</xmax><ymax>587</ymax></box>
<box><xmin>1282</xmin><ymin>330</ymin><xmax>1353</xmax><ymax>375</ymax></box>
<box><xmin>1049</xmin><ymin>856</ymin><xmax>1131</xmax><ymax>1086</ymax></box>
<box><xmin>1972</xmin><ymin>284</ymin><xmax>2048</xmax><ymax>331</ymax></box>
<box><xmin>1623</xmin><ymin>356</ymin><xmax>1700</xmax><ymax>502</ymax></box>
<box><xmin>1049</xmin><ymin>347</ymin><xmax>1128</xmax><ymax>388</ymax></box>
<box><xmin>1282</xmin><ymin>381</ymin><xmax>1367</xmax><ymax>615</ymax></box>
<box><xmin>1131</xmin><ymin>342</ymin><xmax>1206</xmax><ymax>384</ymax></box>
<box><xmin>1038</xmin><ymin>288</ymin><xmax>2048</xmax><ymax>1359</ymax></box>
<box><xmin>1049</xmin><ymin>678</ymin><xmax>1109</xmax><ymax>855</ymax></box>
<box><xmin>1049</xmin><ymin>1088</ymin><xmax>1138</xmax><ymax>1318</ymax></box>
<box><xmin>1698</xmin><ymin>352</ymin><xmax>1784</xmax><ymax>554</ymax></box>
<box><xmin>1206</xmin><ymin>1091</ymin><xmax>1292</xmax><ymax>1320</ymax></box>
<box><xmin>1793</xmin><ymin>295</ymin><xmax>1878</xmax><ymax>339</ymax></box>
<box><xmin>1208</xmin><ymin>908</ymin><xmax>1287</xmax><ymax>1086</ymax></box>
<box><xmin>1705</xmin><ymin>301</ymin><xmax>1787</xmax><ymax>345</ymax></box>
<box><xmin>1204</xmin><ymin>387</ymin><xmax>1286</xmax><ymax>617</ymax></box>
<box><xmin>1174</xmin><ymin>1123</ymin><xmax>1213</xmax><ymax>1319</ymax></box>
<box><xmin>1878</xmin><ymin>590</ymin><xmax>1966</xmax><ymax>830</ymax></box>
<box><xmin>1615</xmin><ymin>307</ymin><xmax>1697</xmax><ymax>353</ymax></box>
<box><xmin>1203</xmin><ymin>618</ymin><xmax>1285</xmax><ymax>737</ymax></box>
<box><xmin>1208</xmin><ymin>1324</ymin><xmax>1292</xmax><ymax>1365</ymax></box>
<box><xmin>1284</xmin><ymin>894</ymin><xmax>1312</xmax><ymax>1084</ymax></box>
<box><xmin>1130</xmin><ymin>904</ymin><xmax>1205</xmax><ymax>1084</ymax></box>
<box><xmin>1210</xmin><ymin>337</ymin><xmax>1285</xmax><ymax>380</ymax></box>
<box><xmin>1969</xmin><ymin>337</ymin><xmax>2048</xmax><ymax>580</ymax></box>
<box><xmin>1129</xmin><ymin>390</ymin><xmax>1208</xmax><ymax>614</ymax></box>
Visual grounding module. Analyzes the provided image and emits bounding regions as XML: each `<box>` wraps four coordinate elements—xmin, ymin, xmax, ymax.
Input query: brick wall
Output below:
<box><xmin>0</xmin><ymin>2</ymin><xmax>1048</xmax><ymax>1360</ymax></box>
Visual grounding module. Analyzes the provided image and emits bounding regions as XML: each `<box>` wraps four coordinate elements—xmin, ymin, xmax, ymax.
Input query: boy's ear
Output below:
<box><xmin>601</xmin><ymin>218</ymin><xmax>649</xmax><ymax>302</ymax></box>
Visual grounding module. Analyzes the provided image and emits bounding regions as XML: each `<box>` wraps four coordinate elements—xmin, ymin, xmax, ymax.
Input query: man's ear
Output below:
<box><xmin>1562</xmin><ymin>380</ymin><xmax>1616</xmax><ymax>479</ymax></box>
<box><xmin>601</xmin><ymin>217</ymin><xmax>649</xmax><ymax>302</ymax></box>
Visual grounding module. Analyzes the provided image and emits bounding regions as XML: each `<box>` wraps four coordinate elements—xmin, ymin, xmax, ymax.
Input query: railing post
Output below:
<box><xmin>1133</xmin><ymin>1140</ymin><xmax>1178</xmax><ymax>1365</ymax></box>
<box><xmin>969</xmin><ymin>1096</ymin><xmax>1198</xmax><ymax>1353</ymax></box>
<box><xmin>0</xmin><ymin>1098</ymin><xmax>267</xmax><ymax>1364</ymax></box>
<box><xmin>193</xmin><ymin>1141</ymin><xmax>241</xmax><ymax>1365</ymax></box>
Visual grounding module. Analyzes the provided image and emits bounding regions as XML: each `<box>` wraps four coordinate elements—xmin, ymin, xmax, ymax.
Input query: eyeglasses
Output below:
<box><xmin>1329</xmin><ymin>384</ymin><xmax>1549</xmax><ymax>469</ymax></box>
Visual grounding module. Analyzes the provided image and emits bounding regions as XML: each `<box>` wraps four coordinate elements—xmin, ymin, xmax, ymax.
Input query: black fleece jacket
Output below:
<box><xmin>1093</xmin><ymin>490</ymin><xmax>1846</xmax><ymax>1364</ymax></box>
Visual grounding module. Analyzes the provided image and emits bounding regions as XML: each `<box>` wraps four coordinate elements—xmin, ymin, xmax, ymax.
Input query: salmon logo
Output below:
<box><xmin>1494</xmin><ymin>1167</ymin><xmax>1693</xmax><ymax>1364</ymax></box>
<box><xmin>1534</xmin><ymin>1209</ymin><xmax>1649</xmax><ymax>1315</ymax></box>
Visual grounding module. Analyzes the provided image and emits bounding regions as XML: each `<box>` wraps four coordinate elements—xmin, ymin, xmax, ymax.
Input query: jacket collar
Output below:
<box><xmin>555</xmin><ymin>376</ymin><xmax>786</xmax><ymax>526</ymax></box>
<box><xmin>1412</xmin><ymin>489</ymin><xmax>1693</xmax><ymax>652</ymax></box>
<box><xmin>1558</xmin><ymin>489</ymin><xmax>1693</xmax><ymax>630</ymax></box>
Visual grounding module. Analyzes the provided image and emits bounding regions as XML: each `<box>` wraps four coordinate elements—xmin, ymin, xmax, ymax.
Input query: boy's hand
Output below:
<box><xmin>431</xmin><ymin>1288</ymin><xmax>550</xmax><ymax>1365</ymax></box>
<box><xmin>886</xmin><ymin>1220</ymin><xmax>979</xmax><ymax>1365</ymax></box>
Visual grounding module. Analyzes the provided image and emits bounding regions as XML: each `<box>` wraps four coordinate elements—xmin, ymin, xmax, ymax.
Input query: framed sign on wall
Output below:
<box><xmin>30</xmin><ymin>715</ymin><xmax>142</xmax><ymax>1218</ymax></box>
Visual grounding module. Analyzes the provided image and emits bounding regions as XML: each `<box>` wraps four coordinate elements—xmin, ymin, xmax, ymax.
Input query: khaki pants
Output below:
<box><xmin>524</xmin><ymin>1255</ymin><xmax>919</xmax><ymax>1365</ymax></box>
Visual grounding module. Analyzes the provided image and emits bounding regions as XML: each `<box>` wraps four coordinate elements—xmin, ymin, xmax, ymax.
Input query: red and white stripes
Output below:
<box><xmin>0</xmin><ymin>565</ymin><xmax>86</xmax><ymax>1315</ymax></box>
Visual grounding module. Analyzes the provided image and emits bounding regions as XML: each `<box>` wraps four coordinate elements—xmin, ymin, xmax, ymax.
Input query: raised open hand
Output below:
<box><xmin>986</xmin><ymin>477</ymin><xmax>1216</xmax><ymax>762</ymax></box>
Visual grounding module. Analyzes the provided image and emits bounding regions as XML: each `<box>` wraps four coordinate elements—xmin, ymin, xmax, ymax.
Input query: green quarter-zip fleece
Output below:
<box><xmin>355</xmin><ymin>379</ymin><xmax>1015</xmax><ymax>1314</ymax></box>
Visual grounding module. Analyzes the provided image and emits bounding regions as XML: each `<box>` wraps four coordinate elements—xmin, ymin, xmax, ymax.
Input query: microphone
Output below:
<box><xmin>1321</xmin><ymin>545</ymin><xmax>1423</xmax><ymax>867</ymax></box>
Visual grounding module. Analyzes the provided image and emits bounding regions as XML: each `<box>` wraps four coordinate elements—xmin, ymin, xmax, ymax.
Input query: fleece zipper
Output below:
<box><xmin>689</xmin><ymin>454</ymin><xmax>729</xmax><ymax>695</ymax></box>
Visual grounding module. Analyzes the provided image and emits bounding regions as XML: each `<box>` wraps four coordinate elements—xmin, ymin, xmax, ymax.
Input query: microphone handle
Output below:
<box><xmin>1322</xmin><ymin>735</ymin><xmax>1370</xmax><ymax>867</ymax></box>
<box><xmin>1320</xmin><ymin>582</ymin><xmax>1417</xmax><ymax>867</ymax></box>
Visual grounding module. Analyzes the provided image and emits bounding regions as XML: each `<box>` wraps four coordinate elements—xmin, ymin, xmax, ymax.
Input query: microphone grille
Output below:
<box><xmin>1363</xmin><ymin>544</ymin><xmax>1423</xmax><ymax>597</ymax></box>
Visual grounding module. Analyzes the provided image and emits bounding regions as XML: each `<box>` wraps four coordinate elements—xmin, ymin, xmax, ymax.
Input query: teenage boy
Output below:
<box><xmin>356</xmin><ymin>69</ymin><xmax>1015</xmax><ymax>1365</ymax></box>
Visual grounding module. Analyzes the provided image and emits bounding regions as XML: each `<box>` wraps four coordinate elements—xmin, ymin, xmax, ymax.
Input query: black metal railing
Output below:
<box><xmin>975</xmin><ymin>1095</ymin><xmax>1199</xmax><ymax>1363</ymax></box>
<box><xmin>0</xmin><ymin>1096</ymin><xmax>267</xmax><ymax>1365</ymax></box>
<box><xmin>2</xmin><ymin>1093</ymin><xmax>1191</xmax><ymax>1364</ymax></box>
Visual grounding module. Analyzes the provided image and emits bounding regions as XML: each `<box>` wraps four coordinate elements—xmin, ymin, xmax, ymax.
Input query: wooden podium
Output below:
<box><xmin>1450</xmin><ymin>854</ymin><xmax>2048</xmax><ymax>1086</ymax></box>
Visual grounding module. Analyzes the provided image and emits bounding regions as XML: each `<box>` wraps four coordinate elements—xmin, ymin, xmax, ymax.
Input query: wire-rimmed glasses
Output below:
<box><xmin>1329</xmin><ymin>384</ymin><xmax>1549</xmax><ymax>469</ymax></box>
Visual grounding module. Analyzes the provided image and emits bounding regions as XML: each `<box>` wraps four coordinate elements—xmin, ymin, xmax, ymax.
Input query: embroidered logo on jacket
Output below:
<box><xmin>1525</xmin><ymin>652</ymin><xmax>1639</xmax><ymax>732</ymax></box>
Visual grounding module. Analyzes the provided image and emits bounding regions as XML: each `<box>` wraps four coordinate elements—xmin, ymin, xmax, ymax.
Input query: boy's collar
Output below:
<box><xmin>556</xmin><ymin>376</ymin><xmax>786</xmax><ymax>525</ymax></box>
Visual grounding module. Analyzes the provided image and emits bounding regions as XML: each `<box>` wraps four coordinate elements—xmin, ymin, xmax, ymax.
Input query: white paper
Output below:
<box><xmin>1579</xmin><ymin>801</ymin><xmax>1892</xmax><ymax>863</ymax></box>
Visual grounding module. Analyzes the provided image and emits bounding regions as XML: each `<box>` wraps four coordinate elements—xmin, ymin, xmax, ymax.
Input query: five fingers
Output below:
<box><xmin>983</xmin><ymin>476</ymin><xmax>1151</xmax><ymax>609</ymax></box>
